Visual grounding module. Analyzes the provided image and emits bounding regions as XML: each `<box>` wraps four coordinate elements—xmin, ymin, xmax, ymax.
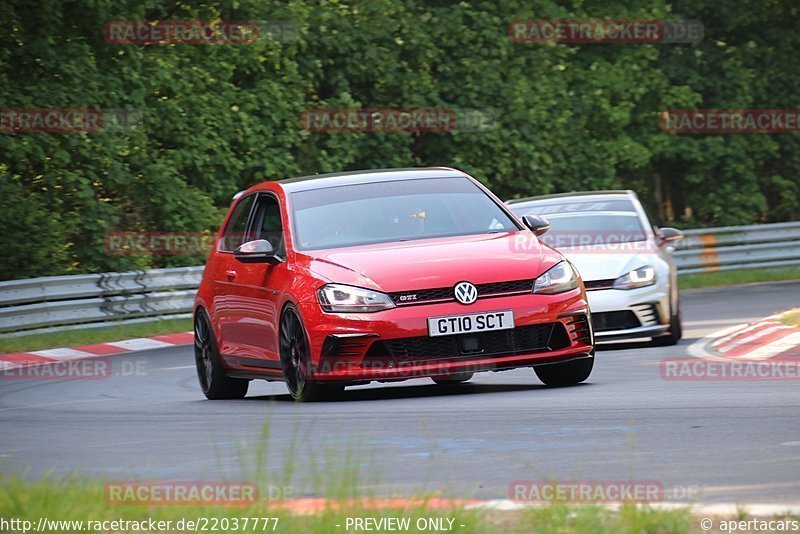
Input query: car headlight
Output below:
<box><xmin>318</xmin><ymin>284</ymin><xmax>396</xmax><ymax>313</ymax></box>
<box><xmin>613</xmin><ymin>265</ymin><xmax>656</xmax><ymax>290</ymax></box>
<box><xmin>533</xmin><ymin>261</ymin><xmax>579</xmax><ymax>294</ymax></box>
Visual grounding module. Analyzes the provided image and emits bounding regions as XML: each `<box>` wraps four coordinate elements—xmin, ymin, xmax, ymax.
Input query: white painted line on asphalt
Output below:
<box><xmin>683</xmin><ymin>318</ymin><xmax>755</xmax><ymax>327</ymax></box>
<box><xmin>29</xmin><ymin>348</ymin><xmax>97</xmax><ymax>360</ymax></box>
<box><xmin>105</xmin><ymin>338</ymin><xmax>173</xmax><ymax>351</ymax></box>
<box><xmin>464</xmin><ymin>500</ymin><xmax>800</xmax><ymax>515</ymax></box>
<box><xmin>693</xmin><ymin>503</ymin><xmax>800</xmax><ymax>516</ymax></box>
<box><xmin>465</xmin><ymin>500</ymin><xmax>527</xmax><ymax>511</ymax></box>
<box><xmin>158</xmin><ymin>365</ymin><xmax>196</xmax><ymax>371</ymax></box>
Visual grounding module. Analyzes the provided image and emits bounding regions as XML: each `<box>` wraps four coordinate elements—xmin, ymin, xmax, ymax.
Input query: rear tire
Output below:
<box><xmin>535</xmin><ymin>354</ymin><xmax>594</xmax><ymax>386</ymax></box>
<box><xmin>279</xmin><ymin>304</ymin><xmax>343</xmax><ymax>402</ymax></box>
<box><xmin>652</xmin><ymin>304</ymin><xmax>682</xmax><ymax>347</ymax></box>
<box><xmin>194</xmin><ymin>310</ymin><xmax>249</xmax><ymax>400</ymax></box>
<box><xmin>432</xmin><ymin>372</ymin><xmax>474</xmax><ymax>385</ymax></box>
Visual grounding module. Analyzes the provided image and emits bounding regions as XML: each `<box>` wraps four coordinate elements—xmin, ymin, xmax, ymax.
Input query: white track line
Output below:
<box><xmin>104</xmin><ymin>338</ymin><xmax>174</xmax><ymax>351</ymax></box>
<box><xmin>29</xmin><ymin>348</ymin><xmax>98</xmax><ymax>360</ymax></box>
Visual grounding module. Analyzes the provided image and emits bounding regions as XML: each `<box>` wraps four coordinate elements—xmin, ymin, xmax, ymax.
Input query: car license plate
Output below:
<box><xmin>427</xmin><ymin>310</ymin><xmax>515</xmax><ymax>337</ymax></box>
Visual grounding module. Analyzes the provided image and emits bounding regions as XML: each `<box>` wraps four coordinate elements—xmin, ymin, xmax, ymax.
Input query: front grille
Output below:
<box><xmin>389</xmin><ymin>279</ymin><xmax>533</xmax><ymax>305</ymax></box>
<box><xmin>591</xmin><ymin>311</ymin><xmax>641</xmax><ymax>332</ymax></box>
<box><xmin>583</xmin><ymin>279</ymin><xmax>616</xmax><ymax>291</ymax></box>
<box><xmin>362</xmin><ymin>322</ymin><xmax>569</xmax><ymax>367</ymax></box>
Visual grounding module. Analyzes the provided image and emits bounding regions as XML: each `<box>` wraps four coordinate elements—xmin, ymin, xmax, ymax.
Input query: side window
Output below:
<box><xmin>219</xmin><ymin>195</ymin><xmax>256</xmax><ymax>252</ymax></box>
<box><xmin>252</xmin><ymin>194</ymin><xmax>285</xmax><ymax>254</ymax></box>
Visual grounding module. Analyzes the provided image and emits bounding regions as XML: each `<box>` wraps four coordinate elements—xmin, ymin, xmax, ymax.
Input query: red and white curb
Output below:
<box><xmin>710</xmin><ymin>310</ymin><xmax>800</xmax><ymax>360</ymax></box>
<box><xmin>0</xmin><ymin>332</ymin><xmax>194</xmax><ymax>371</ymax></box>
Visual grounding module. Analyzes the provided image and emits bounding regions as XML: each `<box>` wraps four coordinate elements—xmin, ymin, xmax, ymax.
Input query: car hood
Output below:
<box><xmin>558</xmin><ymin>246</ymin><xmax>657</xmax><ymax>281</ymax></box>
<box><xmin>301</xmin><ymin>231</ymin><xmax>563</xmax><ymax>293</ymax></box>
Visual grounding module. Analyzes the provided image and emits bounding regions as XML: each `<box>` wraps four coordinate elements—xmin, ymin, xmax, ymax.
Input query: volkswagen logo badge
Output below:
<box><xmin>454</xmin><ymin>281</ymin><xmax>478</xmax><ymax>305</ymax></box>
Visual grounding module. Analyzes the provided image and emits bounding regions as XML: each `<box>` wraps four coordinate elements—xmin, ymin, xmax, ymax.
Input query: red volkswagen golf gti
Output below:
<box><xmin>193</xmin><ymin>168</ymin><xmax>594</xmax><ymax>401</ymax></box>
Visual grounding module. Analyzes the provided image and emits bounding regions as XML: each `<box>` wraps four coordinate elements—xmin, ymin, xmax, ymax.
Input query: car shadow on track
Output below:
<box><xmin>596</xmin><ymin>340</ymin><xmax>655</xmax><ymax>351</ymax></box>
<box><xmin>595</xmin><ymin>338</ymin><xmax>691</xmax><ymax>352</ymax></box>
<box><xmin>245</xmin><ymin>381</ymin><xmax>592</xmax><ymax>403</ymax></box>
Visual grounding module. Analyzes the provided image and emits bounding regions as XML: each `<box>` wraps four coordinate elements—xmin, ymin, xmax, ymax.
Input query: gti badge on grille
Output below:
<box><xmin>398</xmin><ymin>293</ymin><xmax>418</xmax><ymax>302</ymax></box>
<box><xmin>454</xmin><ymin>281</ymin><xmax>478</xmax><ymax>305</ymax></box>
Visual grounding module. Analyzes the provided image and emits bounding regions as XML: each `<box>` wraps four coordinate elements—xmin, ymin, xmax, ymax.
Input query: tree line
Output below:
<box><xmin>1</xmin><ymin>0</ymin><xmax>798</xmax><ymax>279</ymax></box>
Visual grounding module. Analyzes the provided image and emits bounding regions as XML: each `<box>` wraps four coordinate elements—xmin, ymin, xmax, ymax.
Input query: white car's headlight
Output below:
<box><xmin>533</xmin><ymin>261</ymin><xmax>579</xmax><ymax>294</ymax></box>
<box><xmin>613</xmin><ymin>265</ymin><xmax>656</xmax><ymax>290</ymax></box>
<box><xmin>318</xmin><ymin>284</ymin><xmax>396</xmax><ymax>313</ymax></box>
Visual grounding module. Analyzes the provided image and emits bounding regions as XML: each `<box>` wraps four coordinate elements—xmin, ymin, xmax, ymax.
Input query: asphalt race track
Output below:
<box><xmin>2</xmin><ymin>281</ymin><xmax>799</xmax><ymax>505</ymax></box>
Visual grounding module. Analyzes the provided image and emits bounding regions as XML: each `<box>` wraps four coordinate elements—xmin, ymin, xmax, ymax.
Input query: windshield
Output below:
<box><xmin>539</xmin><ymin>213</ymin><xmax>647</xmax><ymax>247</ymax></box>
<box><xmin>290</xmin><ymin>177</ymin><xmax>519</xmax><ymax>250</ymax></box>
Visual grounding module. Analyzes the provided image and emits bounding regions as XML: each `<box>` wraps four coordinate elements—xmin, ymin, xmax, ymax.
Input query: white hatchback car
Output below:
<box><xmin>508</xmin><ymin>191</ymin><xmax>684</xmax><ymax>346</ymax></box>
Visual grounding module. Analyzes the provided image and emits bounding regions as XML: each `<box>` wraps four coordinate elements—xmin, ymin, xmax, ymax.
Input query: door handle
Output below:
<box><xmin>225</xmin><ymin>270</ymin><xmax>237</xmax><ymax>281</ymax></box>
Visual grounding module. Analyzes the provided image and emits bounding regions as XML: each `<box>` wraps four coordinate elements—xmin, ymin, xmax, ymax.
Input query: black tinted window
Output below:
<box><xmin>252</xmin><ymin>194</ymin><xmax>285</xmax><ymax>254</ymax></box>
<box><xmin>219</xmin><ymin>195</ymin><xmax>255</xmax><ymax>252</ymax></box>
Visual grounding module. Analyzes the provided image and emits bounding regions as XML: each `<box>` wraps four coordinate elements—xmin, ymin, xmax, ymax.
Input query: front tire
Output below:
<box><xmin>279</xmin><ymin>304</ymin><xmax>342</xmax><ymax>402</ymax></box>
<box><xmin>194</xmin><ymin>310</ymin><xmax>249</xmax><ymax>399</ymax></box>
<box><xmin>534</xmin><ymin>354</ymin><xmax>594</xmax><ymax>386</ymax></box>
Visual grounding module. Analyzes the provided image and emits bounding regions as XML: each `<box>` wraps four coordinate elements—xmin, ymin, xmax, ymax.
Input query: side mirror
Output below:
<box><xmin>658</xmin><ymin>227</ymin><xmax>684</xmax><ymax>243</ymax></box>
<box><xmin>234</xmin><ymin>239</ymin><xmax>281</xmax><ymax>265</ymax></box>
<box><xmin>522</xmin><ymin>214</ymin><xmax>551</xmax><ymax>236</ymax></box>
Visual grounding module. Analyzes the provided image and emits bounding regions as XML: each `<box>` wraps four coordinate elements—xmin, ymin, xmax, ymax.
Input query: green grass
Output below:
<box><xmin>780</xmin><ymin>309</ymin><xmax>800</xmax><ymax>328</ymax></box>
<box><xmin>6</xmin><ymin>476</ymin><xmax>800</xmax><ymax>533</ymax></box>
<box><xmin>0</xmin><ymin>476</ymin><xmax>701</xmax><ymax>533</ymax></box>
<box><xmin>679</xmin><ymin>267</ymin><xmax>800</xmax><ymax>290</ymax></box>
<box><xmin>1</xmin><ymin>422</ymin><xmax>796</xmax><ymax>533</ymax></box>
<box><xmin>0</xmin><ymin>318</ymin><xmax>192</xmax><ymax>354</ymax></box>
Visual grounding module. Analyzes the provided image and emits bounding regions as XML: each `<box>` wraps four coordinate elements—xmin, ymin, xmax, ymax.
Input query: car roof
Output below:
<box><xmin>275</xmin><ymin>167</ymin><xmax>468</xmax><ymax>192</ymax></box>
<box><xmin>507</xmin><ymin>190</ymin><xmax>636</xmax><ymax>207</ymax></box>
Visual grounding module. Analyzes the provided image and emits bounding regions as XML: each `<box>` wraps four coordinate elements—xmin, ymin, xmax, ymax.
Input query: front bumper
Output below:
<box><xmin>296</xmin><ymin>290</ymin><xmax>593</xmax><ymax>382</ymax></box>
<box><xmin>586</xmin><ymin>282</ymin><xmax>670</xmax><ymax>340</ymax></box>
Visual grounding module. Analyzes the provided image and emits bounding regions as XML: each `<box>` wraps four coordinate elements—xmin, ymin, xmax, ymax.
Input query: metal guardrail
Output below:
<box><xmin>0</xmin><ymin>267</ymin><xmax>203</xmax><ymax>335</ymax></box>
<box><xmin>674</xmin><ymin>221</ymin><xmax>800</xmax><ymax>274</ymax></box>
<box><xmin>0</xmin><ymin>222</ymin><xmax>797</xmax><ymax>336</ymax></box>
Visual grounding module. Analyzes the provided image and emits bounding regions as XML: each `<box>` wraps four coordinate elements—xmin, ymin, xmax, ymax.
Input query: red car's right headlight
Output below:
<box><xmin>318</xmin><ymin>284</ymin><xmax>397</xmax><ymax>313</ymax></box>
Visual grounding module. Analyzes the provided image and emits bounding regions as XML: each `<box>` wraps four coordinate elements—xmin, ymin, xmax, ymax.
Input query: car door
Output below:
<box><xmin>220</xmin><ymin>192</ymin><xmax>287</xmax><ymax>367</ymax></box>
<box><xmin>213</xmin><ymin>193</ymin><xmax>258</xmax><ymax>356</ymax></box>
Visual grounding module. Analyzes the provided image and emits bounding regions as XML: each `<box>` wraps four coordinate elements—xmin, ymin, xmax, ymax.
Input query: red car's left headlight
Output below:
<box><xmin>318</xmin><ymin>283</ymin><xmax>397</xmax><ymax>313</ymax></box>
<box><xmin>533</xmin><ymin>261</ymin><xmax>579</xmax><ymax>294</ymax></box>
